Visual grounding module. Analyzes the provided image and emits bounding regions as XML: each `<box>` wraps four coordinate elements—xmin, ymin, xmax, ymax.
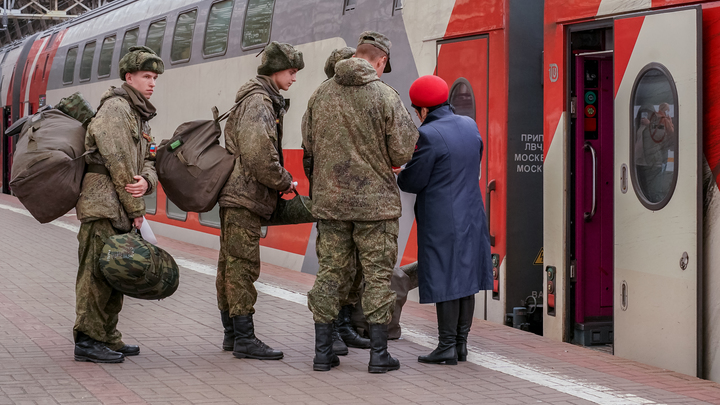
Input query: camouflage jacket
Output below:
<box><xmin>302</xmin><ymin>57</ymin><xmax>419</xmax><ymax>221</ymax></box>
<box><xmin>76</xmin><ymin>87</ymin><xmax>158</xmax><ymax>232</ymax></box>
<box><xmin>218</xmin><ymin>76</ymin><xmax>293</xmax><ymax>219</ymax></box>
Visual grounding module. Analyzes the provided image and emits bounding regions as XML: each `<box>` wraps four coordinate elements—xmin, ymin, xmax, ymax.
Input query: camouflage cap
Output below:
<box><xmin>257</xmin><ymin>41</ymin><xmax>305</xmax><ymax>76</ymax></box>
<box><xmin>357</xmin><ymin>31</ymin><xmax>392</xmax><ymax>73</ymax></box>
<box><xmin>119</xmin><ymin>46</ymin><xmax>165</xmax><ymax>81</ymax></box>
<box><xmin>324</xmin><ymin>47</ymin><xmax>355</xmax><ymax>79</ymax></box>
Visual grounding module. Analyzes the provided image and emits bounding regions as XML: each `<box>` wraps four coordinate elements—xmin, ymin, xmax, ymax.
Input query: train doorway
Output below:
<box><xmin>1</xmin><ymin>106</ymin><xmax>11</xmax><ymax>194</ymax></box>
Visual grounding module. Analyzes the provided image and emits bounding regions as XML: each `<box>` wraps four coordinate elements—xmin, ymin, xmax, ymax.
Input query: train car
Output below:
<box><xmin>0</xmin><ymin>0</ymin><xmax>543</xmax><ymax>332</ymax></box>
<box><xmin>542</xmin><ymin>0</ymin><xmax>720</xmax><ymax>382</ymax></box>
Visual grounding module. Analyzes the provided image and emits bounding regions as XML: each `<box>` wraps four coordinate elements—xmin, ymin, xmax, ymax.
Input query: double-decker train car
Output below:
<box><xmin>541</xmin><ymin>0</ymin><xmax>720</xmax><ymax>382</ymax></box>
<box><xmin>0</xmin><ymin>0</ymin><xmax>545</xmax><ymax>333</ymax></box>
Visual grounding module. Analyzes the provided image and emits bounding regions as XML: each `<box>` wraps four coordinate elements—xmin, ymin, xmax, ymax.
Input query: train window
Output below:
<box><xmin>394</xmin><ymin>0</ymin><xmax>403</xmax><ymax>10</ymax></box>
<box><xmin>0</xmin><ymin>52</ymin><xmax>6</xmax><ymax>64</ymax></box>
<box><xmin>146</xmin><ymin>19</ymin><xmax>167</xmax><ymax>56</ymax></box>
<box><xmin>449</xmin><ymin>78</ymin><xmax>476</xmax><ymax>121</ymax></box>
<box><xmin>204</xmin><ymin>0</ymin><xmax>234</xmax><ymax>57</ymax></box>
<box><xmin>171</xmin><ymin>9</ymin><xmax>198</xmax><ymax>63</ymax></box>
<box><xmin>630</xmin><ymin>63</ymin><xmax>679</xmax><ymax>210</ymax></box>
<box><xmin>79</xmin><ymin>41</ymin><xmax>96</xmax><ymax>81</ymax></box>
<box><xmin>166</xmin><ymin>197</ymin><xmax>188</xmax><ymax>221</ymax></box>
<box><xmin>242</xmin><ymin>0</ymin><xmax>275</xmax><ymax>49</ymax></box>
<box><xmin>144</xmin><ymin>192</ymin><xmax>157</xmax><ymax>215</ymax></box>
<box><xmin>97</xmin><ymin>35</ymin><xmax>116</xmax><ymax>78</ymax></box>
<box><xmin>46</xmin><ymin>32</ymin><xmax>58</xmax><ymax>49</ymax></box>
<box><xmin>344</xmin><ymin>0</ymin><xmax>357</xmax><ymax>12</ymax></box>
<box><xmin>199</xmin><ymin>204</ymin><xmax>221</xmax><ymax>228</ymax></box>
<box><xmin>120</xmin><ymin>28</ymin><xmax>139</xmax><ymax>61</ymax></box>
<box><xmin>63</xmin><ymin>47</ymin><xmax>78</xmax><ymax>84</ymax></box>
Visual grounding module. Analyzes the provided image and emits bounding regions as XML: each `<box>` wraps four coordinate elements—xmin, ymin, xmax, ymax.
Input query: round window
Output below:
<box><xmin>630</xmin><ymin>63</ymin><xmax>678</xmax><ymax>210</ymax></box>
<box><xmin>449</xmin><ymin>78</ymin><xmax>475</xmax><ymax>120</ymax></box>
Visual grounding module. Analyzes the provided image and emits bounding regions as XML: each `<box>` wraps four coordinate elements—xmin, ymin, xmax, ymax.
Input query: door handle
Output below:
<box><xmin>583</xmin><ymin>142</ymin><xmax>597</xmax><ymax>221</ymax></box>
<box><xmin>488</xmin><ymin>179</ymin><xmax>496</xmax><ymax>246</ymax></box>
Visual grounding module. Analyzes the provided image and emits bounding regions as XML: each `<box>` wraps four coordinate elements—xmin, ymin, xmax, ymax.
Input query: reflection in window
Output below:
<box><xmin>79</xmin><ymin>41</ymin><xmax>96</xmax><ymax>81</ymax></box>
<box><xmin>199</xmin><ymin>204</ymin><xmax>221</xmax><ymax>228</ymax></box>
<box><xmin>146</xmin><ymin>19</ymin><xmax>167</xmax><ymax>56</ymax></box>
<box><xmin>120</xmin><ymin>28</ymin><xmax>139</xmax><ymax>61</ymax></box>
<box><xmin>344</xmin><ymin>0</ymin><xmax>356</xmax><ymax>12</ymax></box>
<box><xmin>98</xmin><ymin>36</ymin><xmax>116</xmax><ymax>77</ymax></box>
<box><xmin>205</xmin><ymin>0</ymin><xmax>234</xmax><ymax>56</ymax></box>
<box><xmin>166</xmin><ymin>197</ymin><xmax>187</xmax><ymax>221</ymax></box>
<box><xmin>631</xmin><ymin>64</ymin><xmax>678</xmax><ymax>208</ymax></box>
<box><xmin>449</xmin><ymin>78</ymin><xmax>475</xmax><ymax>120</ymax></box>
<box><xmin>172</xmin><ymin>9</ymin><xmax>197</xmax><ymax>62</ymax></box>
<box><xmin>144</xmin><ymin>192</ymin><xmax>157</xmax><ymax>215</ymax></box>
<box><xmin>63</xmin><ymin>47</ymin><xmax>78</xmax><ymax>83</ymax></box>
<box><xmin>243</xmin><ymin>0</ymin><xmax>275</xmax><ymax>49</ymax></box>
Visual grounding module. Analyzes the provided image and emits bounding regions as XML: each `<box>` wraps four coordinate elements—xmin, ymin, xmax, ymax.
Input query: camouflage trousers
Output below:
<box><xmin>217</xmin><ymin>207</ymin><xmax>262</xmax><ymax>317</ymax></box>
<box><xmin>340</xmin><ymin>249</ymin><xmax>364</xmax><ymax>308</ymax></box>
<box><xmin>308</xmin><ymin>219</ymin><xmax>399</xmax><ymax>324</ymax></box>
<box><xmin>74</xmin><ymin>219</ymin><xmax>125</xmax><ymax>350</ymax></box>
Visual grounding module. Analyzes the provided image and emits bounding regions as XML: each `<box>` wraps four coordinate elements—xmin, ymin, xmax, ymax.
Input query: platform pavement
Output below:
<box><xmin>1</xmin><ymin>194</ymin><xmax>720</xmax><ymax>405</ymax></box>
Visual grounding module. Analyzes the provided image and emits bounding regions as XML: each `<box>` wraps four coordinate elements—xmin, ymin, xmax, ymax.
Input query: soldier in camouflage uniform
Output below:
<box><xmin>73</xmin><ymin>46</ymin><xmax>162</xmax><ymax>363</ymax></box>
<box><xmin>302</xmin><ymin>32</ymin><xmax>419</xmax><ymax>373</ymax></box>
<box><xmin>217</xmin><ymin>41</ymin><xmax>303</xmax><ymax>361</ymax></box>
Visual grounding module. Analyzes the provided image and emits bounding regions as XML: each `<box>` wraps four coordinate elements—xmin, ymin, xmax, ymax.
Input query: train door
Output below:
<box><xmin>436</xmin><ymin>35</ymin><xmax>491</xmax><ymax>319</ymax></box>
<box><xmin>1</xmin><ymin>106</ymin><xmax>11</xmax><ymax>194</ymax></box>
<box><xmin>572</xmin><ymin>50</ymin><xmax>614</xmax><ymax>346</ymax></box>
<box><xmin>613</xmin><ymin>7</ymin><xmax>701</xmax><ymax>376</ymax></box>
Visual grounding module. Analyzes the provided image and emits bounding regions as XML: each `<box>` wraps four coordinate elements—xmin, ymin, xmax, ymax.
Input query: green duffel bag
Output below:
<box><xmin>99</xmin><ymin>231</ymin><xmax>179</xmax><ymax>300</ymax></box>
<box><xmin>260</xmin><ymin>191</ymin><xmax>316</xmax><ymax>226</ymax></box>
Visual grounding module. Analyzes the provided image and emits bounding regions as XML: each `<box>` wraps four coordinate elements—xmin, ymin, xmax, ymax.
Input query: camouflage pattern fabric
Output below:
<box><xmin>216</xmin><ymin>207</ymin><xmax>262</xmax><ymax>317</ymax></box>
<box><xmin>56</xmin><ymin>92</ymin><xmax>96</xmax><ymax>127</ymax></box>
<box><xmin>74</xmin><ymin>219</ymin><xmax>125</xmax><ymax>350</ymax></box>
<box><xmin>301</xmin><ymin>57</ymin><xmax>418</xmax><ymax>221</ymax></box>
<box><xmin>339</xmin><ymin>249</ymin><xmax>364</xmax><ymax>307</ymax></box>
<box><xmin>76</xmin><ymin>87</ymin><xmax>158</xmax><ymax>232</ymax></box>
<box><xmin>357</xmin><ymin>31</ymin><xmax>392</xmax><ymax>73</ymax></box>
<box><xmin>99</xmin><ymin>232</ymin><xmax>179</xmax><ymax>300</ymax></box>
<box><xmin>119</xmin><ymin>45</ymin><xmax>164</xmax><ymax>80</ymax></box>
<box><xmin>324</xmin><ymin>47</ymin><xmax>355</xmax><ymax>79</ymax></box>
<box><xmin>257</xmin><ymin>41</ymin><xmax>304</xmax><ymax>76</ymax></box>
<box><xmin>218</xmin><ymin>76</ymin><xmax>292</xmax><ymax>219</ymax></box>
<box><xmin>307</xmin><ymin>219</ymin><xmax>399</xmax><ymax>324</ymax></box>
<box><xmin>260</xmin><ymin>194</ymin><xmax>315</xmax><ymax>226</ymax></box>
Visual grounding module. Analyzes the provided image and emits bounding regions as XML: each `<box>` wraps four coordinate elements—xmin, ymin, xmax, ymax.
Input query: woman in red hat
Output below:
<box><xmin>397</xmin><ymin>75</ymin><xmax>493</xmax><ymax>365</ymax></box>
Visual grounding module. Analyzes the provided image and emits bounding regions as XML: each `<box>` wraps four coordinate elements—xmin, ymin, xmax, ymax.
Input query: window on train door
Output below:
<box><xmin>242</xmin><ymin>0</ymin><xmax>275</xmax><ymax>49</ymax></box>
<box><xmin>166</xmin><ymin>196</ymin><xmax>187</xmax><ymax>221</ymax></box>
<box><xmin>97</xmin><ymin>35</ymin><xmax>116</xmax><ymax>78</ymax></box>
<box><xmin>79</xmin><ymin>41</ymin><xmax>96</xmax><ymax>81</ymax></box>
<box><xmin>204</xmin><ymin>0</ymin><xmax>234</xmax><ymax>57</ymax></box>
<box><xmin>144</xmin><ymin>192</ymin><xmax>156</xmax><ymax>215</ymax></box>
<box><xmin>199</xmin><ymin>205</ymin><xmax>221</xmax><ymax>228</ymax></box>
<box><xmin>146</xmin><ymin>19</ymin><xmax>167</xmax><ymax>56</ymax></box>
<box><xmin>120</xmin><ymin>27</ymin><xmax>139</xmax><ymax>61</ymax></box>
<box><xmin>63</xmin><ymin>47</ymin><xmax>78</xmax><ymax>84</ymax></box>
<box><xmin>629</xmin><ymin>63</ymin><xmax>679</xmax><ymax>210</ymax></box>
<box><xmin>171</xmin><ymin>9</ymin><xmax>198</xmax><ymax>63</ymax></box>
<box><xmin>344</xmin><ymin>0</ymin><xmax>356</xmax><ymax>13</ymax></box>
<box><xmin>449</xmin><ymin>78</ymin><xmax>476</xmax><ymax>121</ymax></box>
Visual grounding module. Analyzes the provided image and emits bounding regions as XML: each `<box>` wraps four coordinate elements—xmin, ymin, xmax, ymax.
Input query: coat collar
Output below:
<box><xmin>421</xmin><ymin>104</ymin><xmax>453</xmax><ymax>126</ymax></box>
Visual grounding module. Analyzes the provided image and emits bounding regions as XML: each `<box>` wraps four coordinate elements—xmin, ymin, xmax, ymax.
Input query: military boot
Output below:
<box><xmin>116</xmin><ymin>345</ymin><xmax>140</xmax><ymax>356</ymax></box>
<box><xmin>332</xmin><ymin>323</ymin><xmax>348</xmax><ymax>356</ymax></box>
<box><xmin>367</xmin><ymin>323</ymin><xmax>400</xmax><ymax>373</ymax></box>
<box><xmin>74</xmin><ymin>332</ymin><xmax>124</xmax><ymax>363</ymax></box>
<box><xmin>314</xmin><ymin>323</ymin><xmax>340</xmax><ymax>371</ymax></box>
<box><xmin>221</xmin><ymin>310</ymin><xmax>234</xmax><ymax>351</ymax></box>
<box><xmin>231</xmin><ymin>315</ymin><xmax>284</xmax><ymax>360</ymax></box>
<box><xmin>418</xmin><ymin>300</ymin><xmax>459</xmax><ymax>365</ymax></box>
<box><xmin>456</xmin><ymin>295</ymin><xmax>475</xmax><ymax>362</ymax></box>
<box><xmin>336</xmin><ymin>305</ymin><xmax>371</xmax><ymax>349</ymax></box>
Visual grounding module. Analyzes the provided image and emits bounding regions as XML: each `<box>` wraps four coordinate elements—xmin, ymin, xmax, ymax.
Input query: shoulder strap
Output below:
<box><xmin>215</xmin><ymin>89</ymin><xmax>267</xmax><ymax>123</ymax></box>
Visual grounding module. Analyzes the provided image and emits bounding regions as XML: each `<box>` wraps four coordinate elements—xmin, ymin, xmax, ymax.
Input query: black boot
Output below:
<box><xmin>231</xmin><ymin>315</ymin><xmax>283</xmax><ymax>360</ymax></box>
<box><xmin>419</xmin><ymin>299</ymin><xmax>459</xmax><ymax>365</ymax></box>
<box><xmin>332</xmin><ymin>323</ymin><xmax>348</xmax><ymax>356</ymax></box>
<box><xmin>456</xmin><ymin>295</ymin><xmax>475</xmax><ymax>362</ymax></box>
<box><xmin>367</xmin><ymin>323</ymin><xmax>400</xmax><ymax>373</ymax></box>
<box><xmin>221</xmin><ymin>311</ymin><xmax>234</xmax><ymax>351</ymax></box>
<box><xmin>314</xmin><ymin>323</ymin><xmax>340</xmax><ymax>371</ymax></box>
<box><xmin>336</xmin><ymin>305</ymin><xmax>371</xmax><ymax>349</ymax></box>
<box><xmin>116</xmin><ymin>345</ymin><xmax>140</xmax><ymax>356</ymax></box>
<box><xmin>74</xmin><ymin>332</ymin><xmax>124</xmax><ymax>363</ymax></box>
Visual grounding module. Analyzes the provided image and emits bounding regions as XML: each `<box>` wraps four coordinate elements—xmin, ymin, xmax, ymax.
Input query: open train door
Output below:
<box><xmin>613</xmin><ymin>7</ymin><xmax>702</xmax><ymax>376</ymax></box>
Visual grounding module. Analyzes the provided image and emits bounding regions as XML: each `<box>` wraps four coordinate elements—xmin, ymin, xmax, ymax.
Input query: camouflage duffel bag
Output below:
<box><xmin>260</xmin><ymin>191</ymin><xmax>316</xmax><ymax>226</ymax></box>
<box><xmin>99</xmin><ymin>231</ymin><xmax>179</xmax><ymax>300</ymax></box>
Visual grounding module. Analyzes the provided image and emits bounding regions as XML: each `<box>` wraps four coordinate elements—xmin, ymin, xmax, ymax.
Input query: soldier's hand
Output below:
<box><xmin>133</xmin><ymin>216</ymin><xmax>144</xmax><ymax>230</ymax></box>
<box><xmin>126</xmin><ymin>176</ymin><xmax>148</xmax><ymax>197</ymax></box>
<box><xmin>392</xmin><ymin>167</ymin><xmax>403</xmax><ymax>175</ymax></box>
<box><xmin>282</xmin><ymin>182</ymin><xmax>296</xmax><ymax>194</ymax></box>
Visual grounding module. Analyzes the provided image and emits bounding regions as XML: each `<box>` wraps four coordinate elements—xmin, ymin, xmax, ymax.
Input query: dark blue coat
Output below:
<box><xmin>397</xmin><ymin>105</ymin><xmax>493</xmax><ymax>303</ymax></box>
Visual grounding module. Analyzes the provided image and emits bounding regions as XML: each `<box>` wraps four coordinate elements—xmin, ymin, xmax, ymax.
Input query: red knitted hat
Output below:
<box><xmin>409</xmin><ymin>75</ymin><xmax>449</xmax><ymax>108</ymax></box>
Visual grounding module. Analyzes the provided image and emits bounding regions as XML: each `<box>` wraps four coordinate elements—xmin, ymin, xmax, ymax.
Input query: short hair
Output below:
<box><xmin>355</xmin><ymin>44</ymin><xmax>387</xmax><ymax>63</ymax></box>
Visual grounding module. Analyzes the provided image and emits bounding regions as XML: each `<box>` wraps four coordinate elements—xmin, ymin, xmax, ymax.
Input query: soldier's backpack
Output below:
<box><xmin>99</xmin><ymin>231</ymin><xmax>179</xmax><ymax>300</ymax></box>
<box><xmin>8</xmin><ymin>93</ymin><xmax>96</xmax><ymax>223</ymax></box>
